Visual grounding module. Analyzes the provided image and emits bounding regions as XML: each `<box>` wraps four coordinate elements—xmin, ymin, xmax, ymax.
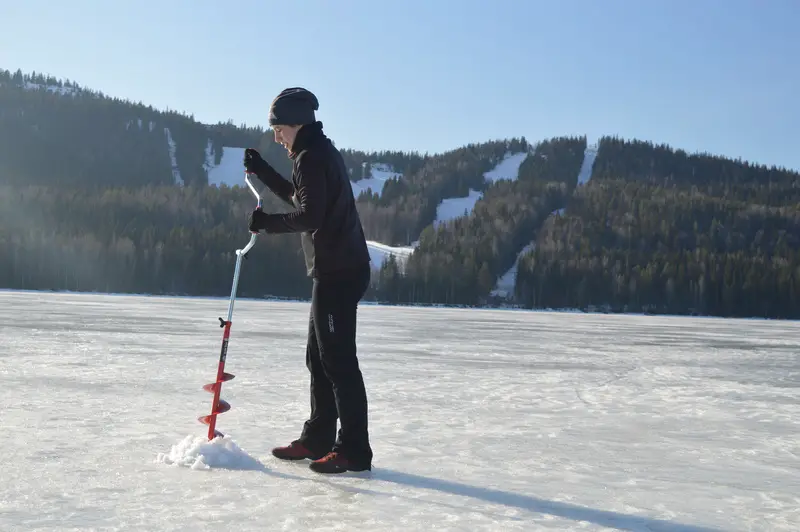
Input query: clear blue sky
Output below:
<box><xmin>2</xmin><ymin>0</ymin><xmax>799</xmax><ymax>170</ymax></box>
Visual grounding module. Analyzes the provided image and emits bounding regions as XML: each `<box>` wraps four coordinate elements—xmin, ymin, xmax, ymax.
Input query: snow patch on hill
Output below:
<box><xmin>433</xmin><ymin>189</ymin><xmax>483</xmax><ymax>229</ymax></box>
<box><xmin>205</xmin><ymin>142</ymin><xmax>246</xmax><ymax>188</ymax></box>
<box><xmin>163</xmin><ymin>128</ymin><xmax>183</xmax><ymax>186</ymax></box>
<box><xmin>367</xmin><ymin>150</ymin><xmax>529</xmax><ymax>272</ymax></box>
<box><xmin>490</xmin><ymin>242</ymin><xmax>535</xmax><ymax>298</ymax></box>
<box><xmin>346</xmin><ymin>163</ymin><xmax>415</xmax><ymax>271</ymax></box>
<box><xmin>431</xmin><ymin>150</ymin><xmax>529</xmax><ymax>230</ymax></box>
<box><xmin>126</xmin><ymin>119</ymin><xmax>155</xmax><ymax>132</ymax></box>
<box><xmin>22</xmin><ymin>81</ymin><xmax>79</xmax><ymax>96</ymax></box>
<box><xmin>351</xmin><ymin>163</ymin><xmax>402</xmax><ymax>197</ymax></box>
<box><xmin>491</xmin><ymin>142</ymin><xmax>597</xmax><ymax>299</ymax></box>
<box><xmin>366</xmin><ymin>240</ymin><xmax>416</xmax><ymax>272</ymax></box>
<box><xmin>484</xmin><ymin>151</ymin><xmax>528</xmax><ymax>183</ymax></box>
<box><xmin>577</xmin><ymin>142</ymin><xmax>598</xmax><ymax>186</ymax></box>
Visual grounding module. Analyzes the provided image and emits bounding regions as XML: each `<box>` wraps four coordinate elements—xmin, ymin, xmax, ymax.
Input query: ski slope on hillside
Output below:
<box><xmin>3</xmin><ymin>290</ymin><xmax>798</xmax><ymax>531</ymax></box>
<box><xmin>21</xmin><ymin>81</ymin><xmax>79</xmax><ymax>96</ymax></box>
<box><xmin>492</xmin><ymin>142</ymin><xmax>596</xmax><ymax>298</ymax></box>
<box><xmin>578</xmin><ymin>143</ymin><xmax>598</xmax><ymax>186</ymax></box>
<box><xmin>484</xmin><ymin>151</ymin><xmax>529</xmax><ymax>183</ymax></box>
<box><xmin>490</xmin><ymin>242</ymin><xmax>535</xmax><ymax>298</ymax></box>
<box><xmin>432</xmin><ymin>151</ymin><xmax>529</xmax><ymax>229</ymax></box>
<box><xmin>365</xmin><ymin>240</ymin><xmax>416</xmax><ymax>272</ymax></box>
<box><xmin>205</xmin><ymin>143</ymin><xmax>246</xmax><ymax>187</ymax></box>
<box><xmin>432</xmin><ymin>189</ymin><xmax>484</xmax><ymax>229</ymax></box>
<box><xmin>365</xmin><ymin>151</ymin><xmax>529</xmax><ymax>270</ymax></box>
<box><xmin>351</xmin><ymin>164</ymin><xmax>403</xmax><ymax>197</ymax></box>
<box><xmin>122</xmin><ymin>118</ymin><xmax>185</xmax><ymax>186</ymax></box>
<box><xmin>164</xmin><ymin>128</ymin><xmax>184</xmax><ymax>186</ymax></box>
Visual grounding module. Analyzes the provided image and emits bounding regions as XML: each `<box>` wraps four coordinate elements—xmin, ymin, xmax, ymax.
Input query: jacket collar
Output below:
<box><xmin>289</xmin><ymin>121</ymin><xmax>325</xmax><ymax>159</ymax></box>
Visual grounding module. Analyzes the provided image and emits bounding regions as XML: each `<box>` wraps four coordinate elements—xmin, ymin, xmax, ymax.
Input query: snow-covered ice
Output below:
<box><xmin>3</xmin><ymin>290</ymin><xmax>799</xmax><ymax>531</ymax></box>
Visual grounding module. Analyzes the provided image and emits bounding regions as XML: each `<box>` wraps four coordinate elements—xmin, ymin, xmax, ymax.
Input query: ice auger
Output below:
<box><xmin>199</xmin><ymin>171</ymin><xmax>262</xmax><ymax>440</ymax></box>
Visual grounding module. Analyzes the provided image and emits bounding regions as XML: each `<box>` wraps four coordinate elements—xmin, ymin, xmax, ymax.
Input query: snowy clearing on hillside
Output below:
<box><xmin>578</xmin><ymin>143</ymin><xmax>598</xmax><ymax>186</ymax></box>
<box><xmin>433</xmin><ymin>189</ymin><xmax>483</xmax><ymax>229</ymax></box>
<box><xmin>22</xmin><ymin>81</ymin><xmax>78</xmax><ymax>96</ymax></box>
<box><xmin>125</xmin><ymin>118</ymin><xmax>155</xmax><ymax>132</ymax></box>
<box><xmin>350</xmin><ymin>163</ymin><xmax>402</xmax><ymax>197</ymax></box>
<box><xmin>491</xmin><ymin>140</ymin><xmax>597</xmax><ymax>296</ymax></box>
<box><xmin>205</xmin><ymin>143</ymin><xmax>246</xmax><ymax>188</ymax></box>
<box><xmin>366</xmin><ymin>240</ymin><xmax>415</xmax><ymax>272</ymax></box>
<box><xmin>483</xmin><ymin>151</ymin><xmax>528</xmax><ymax>183</ymax></box>
<box><xmin>428</xmin><ymin>150</ymin><xmax>528</xmax><ymax>231</ymax></box>
<box><xmin>3</xmin><ymin>290</ymin><xmax>799</xmax><ymax>531</ymax></box>
<box><xmin>491</xmin><ymin>242</ymin><xmax>535</xmax><ymax>298</ymax></box>
<box><xmin>163</xmin><ymin>128</ymin><xmax>183</xmax><ymax>186</ymax></box>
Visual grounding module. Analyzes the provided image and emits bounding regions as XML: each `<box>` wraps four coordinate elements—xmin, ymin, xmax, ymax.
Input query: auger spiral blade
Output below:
<box><xmin>199</xmin><ymin>320</ymin><xmax>234</xmax><ymax>441</ymax></box>
<box><xmin>202</xmin><ymin>372</ymin><xmax>235</xmax><ymax>393</ymax></box>
<box><xmin>198</xmin><ymin>399</ymin><xmax>232</xmax><ymax>426</ymax></box>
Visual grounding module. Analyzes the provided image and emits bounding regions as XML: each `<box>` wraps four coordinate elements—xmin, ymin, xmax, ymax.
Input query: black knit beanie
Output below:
<box><xmin>268</xmin><ymin>87</ymin><xmax>319</xmax><ymax>126</ymax></box>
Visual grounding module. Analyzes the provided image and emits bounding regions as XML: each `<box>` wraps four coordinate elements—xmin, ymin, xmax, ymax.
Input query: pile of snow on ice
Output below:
<box><xmin>156</xmin><ymin>435</ymin><xmax>264</xmax><ymax>471</ymax></box>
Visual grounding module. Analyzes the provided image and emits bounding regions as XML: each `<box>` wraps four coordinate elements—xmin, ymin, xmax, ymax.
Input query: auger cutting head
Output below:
<box><xmin>199</xmin><ymin>365</ymin><xmax>235</xmax><ymax>440</ymax></box>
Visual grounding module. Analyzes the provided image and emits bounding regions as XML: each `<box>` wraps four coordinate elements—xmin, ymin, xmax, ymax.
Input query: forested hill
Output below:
<box><xmin>513</xmin><ymin>138</ymin><xmax>800</xmax><ymax>318</ymax></box>
<box><xmin>0</xmin><ymin>68</ymin><xmax>283</xmax><ymax>187</ymax></box>
<box><xmin>1</xmin><ymin>67</ymin><xmax>798</xmax><ymax>319</ymax></box>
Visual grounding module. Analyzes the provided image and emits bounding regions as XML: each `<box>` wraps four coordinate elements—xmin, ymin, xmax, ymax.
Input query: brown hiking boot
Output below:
<box><xmin>271</xmin><ymin>440</ymin><xmax>325</xmax><ymax>461</ymax></box>
<box><xmin>308</xmin><ymin>451</ymin><xmax>372</xmax><ymax>474</ymax></box>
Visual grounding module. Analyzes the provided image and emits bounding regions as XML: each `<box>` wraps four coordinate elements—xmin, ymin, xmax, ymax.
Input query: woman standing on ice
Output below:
<box><xmin>243</xmin><ymin>87</ymin><xmax>373</xmax><ymax>474</ymax></box>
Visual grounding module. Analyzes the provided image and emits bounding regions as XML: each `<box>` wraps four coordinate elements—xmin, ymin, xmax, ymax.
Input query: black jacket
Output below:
<box><xmin>252</xmin><ymin>121</ymin><xmax>371</xmax><ymax>278</ymax></box>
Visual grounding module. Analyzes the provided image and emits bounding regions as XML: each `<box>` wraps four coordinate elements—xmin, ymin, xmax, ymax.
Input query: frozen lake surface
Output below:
<box><xmin>2</xmin><ymin>290</ymin><xmax>799</xmax><ymax>531</ymax></box>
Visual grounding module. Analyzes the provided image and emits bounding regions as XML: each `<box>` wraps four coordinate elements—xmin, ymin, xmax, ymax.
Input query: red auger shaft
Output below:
<box><xmin>199</xmin><ymin>318</ymin><xmax>235</xmax><ymax>439</ymax></box>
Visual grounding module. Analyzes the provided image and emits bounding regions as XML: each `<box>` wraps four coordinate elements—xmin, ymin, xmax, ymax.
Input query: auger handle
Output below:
<box><xmin>245</xmin><ymin>172</ymin><xmax>263</xmax><ymax>210</ymax></box>
<box><xmin>238</xmin><ymin>172</ymin><xmax>262</xmax><ymax>257</ymax></box>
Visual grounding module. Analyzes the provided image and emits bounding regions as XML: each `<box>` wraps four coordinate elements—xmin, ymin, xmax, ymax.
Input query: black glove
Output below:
<box><xmin>244</xmin><ymin>148</ymin><xmax>269</xmax><ymax>175</ymax></box>
<box><xmin>248</xmin><ymin>208</ymin><xmax>269</xmax><ymax>232</ymax></box>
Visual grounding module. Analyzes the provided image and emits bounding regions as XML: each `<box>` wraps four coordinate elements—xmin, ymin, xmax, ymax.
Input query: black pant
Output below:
<box><xmin>298</xmin><ymin>264</ymin><xmax>372</xmax><ymax>467</ymax></box>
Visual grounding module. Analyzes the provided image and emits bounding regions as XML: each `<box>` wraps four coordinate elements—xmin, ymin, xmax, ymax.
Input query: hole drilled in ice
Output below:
<box><xmin>156</xmin><ymin>434</ymin><xmax>264</xmax><ymax>471</ymax></box>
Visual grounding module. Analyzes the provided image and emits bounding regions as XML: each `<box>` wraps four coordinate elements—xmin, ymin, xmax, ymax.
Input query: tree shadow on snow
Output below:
<box><xmin>361</xmin><ymin>469</ymin><xmax>724</xmax><ymax>532</ymax></box>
